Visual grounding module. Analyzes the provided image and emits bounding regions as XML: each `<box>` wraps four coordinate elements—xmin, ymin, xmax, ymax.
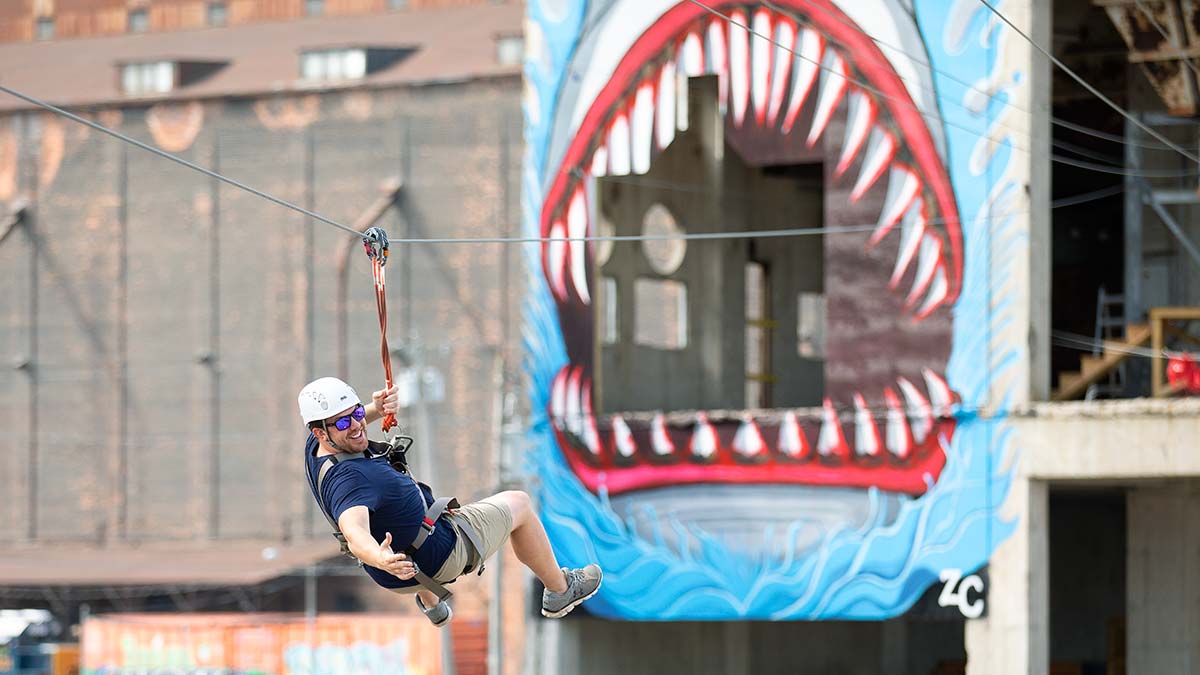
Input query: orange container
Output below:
<box><xmin>80</xmin><ymin>613</ymin><xmax>443</xmax><ymax>675</ymax></box>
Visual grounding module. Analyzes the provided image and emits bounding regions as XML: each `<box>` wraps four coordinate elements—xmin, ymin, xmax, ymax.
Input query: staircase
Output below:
<box><xmin>1052</xmin><ymin>323</ymin><xmax>1151</xmax><ymax>401</ymax></box>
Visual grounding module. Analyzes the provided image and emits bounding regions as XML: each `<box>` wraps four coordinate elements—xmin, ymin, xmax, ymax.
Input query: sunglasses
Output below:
<box><xmin>325</xmin><ymin>404</ymin><xmax>366</xmax><ymax>431</ymax></box>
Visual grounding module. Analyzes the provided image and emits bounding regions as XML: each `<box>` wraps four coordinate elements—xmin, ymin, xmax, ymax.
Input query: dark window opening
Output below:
<box><xmin>594</xmin><ymin>75</ymin><xmax>823</xmax><ymax>415</ymax></box>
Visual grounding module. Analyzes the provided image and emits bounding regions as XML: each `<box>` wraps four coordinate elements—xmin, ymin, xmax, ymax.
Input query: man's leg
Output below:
<box><xmin>416</xmin><ymin>588</ymin><xmax>441</xmax><ymax>608</ymax></box>
<box><xmin>489</xmin><ymin>490</ymin><xmax>569</xmax><ymax>593</ymax></box>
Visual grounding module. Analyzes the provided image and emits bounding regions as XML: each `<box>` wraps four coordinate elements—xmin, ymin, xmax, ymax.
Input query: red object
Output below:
<box><xmin>1166</xmin><ymin>354</ymin><xmax>1200</xmax><ymax>394</ymax></box>
<box><xmin>371</xmin><ymin>256</ymin><xmax>397</xmax><ymax>432</ymax></box>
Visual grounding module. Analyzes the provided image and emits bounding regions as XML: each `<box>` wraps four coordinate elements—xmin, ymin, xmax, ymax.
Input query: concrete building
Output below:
<box><xmin>520</xmin><ymin>1</ymin><xmax>1200</xmax><ymax>674</ymax></box>
<box><xmin>3</xmin><ymin>0</ymin><xmax>1200</xmax><ymax>674</ymax></box>
<box><xmin>0</xmin><ymin>0</ymin><xmax>519</xmax><ymax>44</ymax></box>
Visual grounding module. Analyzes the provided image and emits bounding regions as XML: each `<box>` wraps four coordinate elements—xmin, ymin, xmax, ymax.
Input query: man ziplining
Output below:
<box><xmin>300</xmin><ymin>227</ymin><xmax>598</xmax><ymax>627</ymax></box>
<box><xmin>300</xmin><ymin>376</ymin><xmax>602</xmax><ymax>626</ymax></box>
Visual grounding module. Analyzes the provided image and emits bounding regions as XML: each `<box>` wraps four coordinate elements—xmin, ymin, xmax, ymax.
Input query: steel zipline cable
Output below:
<box><xmin>0</xmin><ymin>0</ymin><xmax>1186</xmax><ymax>248</ymax></box>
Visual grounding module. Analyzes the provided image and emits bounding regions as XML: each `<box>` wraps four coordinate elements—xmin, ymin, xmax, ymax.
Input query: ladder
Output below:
<box><xmin>1085</xmin><ymin>287</ymin><xmax>1127</xmax><ymax>400</ymax></box>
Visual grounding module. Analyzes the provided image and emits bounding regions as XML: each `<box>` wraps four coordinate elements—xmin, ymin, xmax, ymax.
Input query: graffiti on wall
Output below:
<box><xmin>80</xmin><ymin>614</ymin><xmax>442</xmax><ymax>675</ymax></box>
<box><xmin>523</xmin><ymin>0</ymin><xmax>1028</xmax><ymax>620</ymax></box>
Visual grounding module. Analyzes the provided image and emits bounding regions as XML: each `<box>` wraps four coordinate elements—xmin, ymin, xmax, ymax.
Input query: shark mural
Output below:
<box><xmin>523</xmin><ymin>0</ymin><xmax>1028</xmax><ymax>620</ymax></box>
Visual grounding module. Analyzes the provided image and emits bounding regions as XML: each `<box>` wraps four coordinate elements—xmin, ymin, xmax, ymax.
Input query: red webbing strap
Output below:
<box><xmin>371</xmin><ymin>256</ymin><xmax>397</xmax><ymax>433</ymax></box>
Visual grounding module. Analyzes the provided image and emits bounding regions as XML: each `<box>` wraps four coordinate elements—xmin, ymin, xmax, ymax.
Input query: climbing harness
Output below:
<box><xmin>312</xmin><ymin>435</ymin><xmax>487</xmax><ymax>603</ymax></box>
<box><xmin>308</xmin><ymin>226</ymin><xmax>486</xmax><ymax>604</ymax></box>
<box><xmin>362</xmin><ymin>226</ymin><xmax>397</xmax><ymax>434</ymax></box>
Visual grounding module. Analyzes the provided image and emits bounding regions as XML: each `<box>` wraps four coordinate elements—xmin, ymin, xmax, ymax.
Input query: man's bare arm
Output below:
<box><xmin>338</xmin><ymin>505</ymin><xmax>418</xmax><ymax>580</ymax></box>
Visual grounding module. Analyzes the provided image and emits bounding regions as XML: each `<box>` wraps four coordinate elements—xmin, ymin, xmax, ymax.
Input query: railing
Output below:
<box><xmin>1150</xmin><ymin>306</ymin><xmax>1200</xmax><ymax>397</ymax></box>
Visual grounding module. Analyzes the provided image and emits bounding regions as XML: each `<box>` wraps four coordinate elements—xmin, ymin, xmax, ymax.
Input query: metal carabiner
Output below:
<box><xmin>362</xmin><ymin>226</ymin><xmax>390</xmax><ymax>267</ymax></box>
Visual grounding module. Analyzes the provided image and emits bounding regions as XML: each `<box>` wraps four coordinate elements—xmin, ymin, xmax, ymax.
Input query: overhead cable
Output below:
<box><xmin>682</xmin><ymin>0</ymin><xmax>1035</xmax><ymax>155</ymax></box>
<box><xmin>0</xmin><ymin>83</ymin><xmax>365</xmax><ymax>239</ymax></box>
<box><xmin>974</xmin><ymin>0</ymin><xmax>1200</xmax><ymax>166</ymax></box>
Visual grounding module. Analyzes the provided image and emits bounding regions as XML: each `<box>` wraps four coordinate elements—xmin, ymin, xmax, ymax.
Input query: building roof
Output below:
<box><xmin>0</xmin><ymin>3</ymin><xmax>522</xmax><ymax>113</ymax></box>
<box><xmin>0</xmin><ymin>540</ymin><xmax>340</xmax><ymax>586</ymax></box>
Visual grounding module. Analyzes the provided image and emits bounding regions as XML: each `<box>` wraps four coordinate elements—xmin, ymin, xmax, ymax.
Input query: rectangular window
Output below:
<box><xmin>35</xmin><ymin>17</ymin><xmax>54</xmax><ymax>40</ymax></box>
<box><xmin>601</xmin><ymin>277</ymin><xmax>618</xmax><ymax>345</ymax></box>
<box><xmin>305</xmin><ymin>0</ymin><xmax>324</xmax><ymax>16</ymax></box>
<box><xmin>128</xmin><ymin>8</ymin><xmax>149</xmax><ymax>33</ymax></box>
<box><xmin>121</xmin><ymin>61</ymin><xmax>175</xmax><ymax>95</ymax></box>
<box><xmin>797</xmin><ymin>292</ymin><xmax>826</xmax><ymax>359</ymax></box>
<box><xmin>388</xmin><ymin>0</ymin><xmax>408</xmax><ymax>8</ymax></box>
<box><xmin>496</xmin><ymin>35</ymin><xmax>524</xmax><ymax>66</ymax></box>
<box><xmin>300</xmin><ymin>49</ymin><xmax>368</xmax><ymax>82</ymax></box>
<box><xmin>745</xmin><ymin>262</ymin><xmax>771</xmax><ymax>408</ymax></box>
<box><xmin>206</xmin><ymin>2</ymin><xmax>227</xmax><ymax>26</ymax></box>
<box><xmin>635</xmin><ymin>278</ymin><xmax>687</xmax><ymax>350</ymax></box>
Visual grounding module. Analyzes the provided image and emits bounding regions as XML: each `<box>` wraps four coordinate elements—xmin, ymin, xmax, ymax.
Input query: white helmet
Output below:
<box><xmin>298</xmin><ymin>377</ymin><xmax>361</xmax><ymax>425</ymax></box>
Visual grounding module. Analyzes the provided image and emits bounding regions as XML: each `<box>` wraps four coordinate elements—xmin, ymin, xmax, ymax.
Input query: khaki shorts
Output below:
<box><xmin>432</xmin><ymin>495</ymin><xmax>513</xmax><ymax>582</ymax></box>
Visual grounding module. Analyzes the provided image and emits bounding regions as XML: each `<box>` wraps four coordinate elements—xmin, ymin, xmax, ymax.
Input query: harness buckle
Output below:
<box><xmin>362</xmin><ymin>226</ymin><xmax>390</xmax><ymax>267</ymax></box>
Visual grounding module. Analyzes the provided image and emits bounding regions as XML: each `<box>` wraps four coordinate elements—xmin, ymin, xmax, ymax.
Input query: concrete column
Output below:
<box><xmin>1025</xmin><ymin>0</ymin><xmax>1053</xmax><ymax>403</ymax></box>
<box><xmin>722</xmin><ymin>622</ymin><xmax>749</xmax><ymax>675</ymax></box>
<box><xmin>965</xmin><ymin>476</ymin><xmax>1049</xmax><ymax>675</ymax></box>
<box><xmin>880</xmin><ymin>619</ymin><xmax>908</xmax><ymax>675</ymax></box>
<box><xmin>1127</xmin><ymin>482</ymin><xmax>1200</xmax><ymax>674</ymax></box>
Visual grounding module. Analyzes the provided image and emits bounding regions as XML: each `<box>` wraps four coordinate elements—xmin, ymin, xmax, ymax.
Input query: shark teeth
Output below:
<box><xmin>889</xmin><ymin>201</ymin><xmax>926</xmax><ymax>289</ymax></box>
<box><xmin>777</xmin><ymin>410</ymin><xmax>810</xmax><ymax>458</ymax></box>
<box><xmin>612</xmin><ymin>414</ymin><xmax>636</xmax><ymax>458</ymax></box>
<box><xmin>850</xmin><ymin>127</ymin><xmax>896</xmax><ymax>202</ymax></box>
<box><xmin>853</xmin><ymin>393</ymin><xmax>882</xmax><ymax>457</ymax></box>
<box><xmin>690</xmin><ymin>412</ymin><xmax>720</xmax><ymax>459</ymax></box>
<box><xmin>750</xmin><ymin>8</ymin><xmax>773</xmax><ymax>125</ymax></box>
<box><xmin>806</xmin><ymin>49</ymin><xmax>847</xmax><ymax>147</ymax></box>
<box><xmin>868</xmin><ymin>165</ymin><xmax>920</xmax><ymax>247</ymax></box>
<box><xmin>836</xmin><ymin>88</ymin><xmax>876</xmax><ymax>177</ymax></box>
<box><xmin>631</xmin><ymin>82</ymin><xmax>655</xmax><ymax>174</ymax></box>
<box><xmin>922</xmin><ymin>368</ymin><xmax>955</xmax><ymax>417</ymax></box>
<box><xmin>565</xmin><ymin>366</ymin><xmax>583</xmax><ymax>436</ymax></box>
<box><xmin>566</xmin><ymin>186</ymin><xmax>590</xmax><ymax>305</ymax></box>
<box><xmin>732</xmin><ymin>415</ymin><xmax>767</xmax><ymax>457</ymax></box>
<box><xmin>728</xmin><ymin>9</ymin><xmax>751</xmax><ymax>127</ymax></box>
<box><xmin>581</xmin><ymin>378</ymin><xmax>600</xmax><ymax>455</ymax></box>
<box><xmin>549</xmin><ymin>369</ymin><xmax>959</xmax><ymax>477</ymax></box>
<box><xmin>706</xmin><ymin>17</ymin><xmax>729</xmax><ymax>111</ymax></box>
<box><xmin>883</xmin><ymin>387</ymin><xmax>914</xmax><ymax>459</ymax></box>
<box><xmin>651</xmin><ymin>412</ymin><xmax>675</xmax><ymax>455</ymax></box>
<box><xmin>546</xmin><ymin>220</ymin><xmax>568</xmax><ymax>301</ymax></box>
<box><xmin>765</xmin><ymin>17</ymin><xmax>797</xmax><ymax>126</ymax></box>
<box><xmin>550</xmin><ymin>368</ymin><xmax>568</xmax><ymax>429</ymax></box>
<box><xmin>818</xmin><ymin>397</ymin><xmax>850</xmax><ymax>458</ymax></box>
<box><xmin>656</xmin><ymin>60</ymin><xmax>677</xmax><ymax>150</ymax></box>
<box><xmin>781</xmin><ymin>27</ymin><xmax>823</xmax><ymax>134</ymax></box>
<box><xmin>896</xmin><ymin>376</ymin><xmax>933</xmax><ymax>444</ymax></box>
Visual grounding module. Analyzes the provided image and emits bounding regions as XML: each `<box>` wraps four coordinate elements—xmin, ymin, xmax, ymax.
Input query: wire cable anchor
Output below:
<box><xmin>362</xmin><ymin>226</ymin><xmax>390</xmax><ymax>267</ymax></box>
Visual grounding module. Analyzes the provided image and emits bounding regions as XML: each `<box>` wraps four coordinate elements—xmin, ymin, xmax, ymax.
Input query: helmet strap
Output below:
<box><xmin>321</xmin><ymin>420</ymin><xmax>349</xmax><ymax>454</ymax></box>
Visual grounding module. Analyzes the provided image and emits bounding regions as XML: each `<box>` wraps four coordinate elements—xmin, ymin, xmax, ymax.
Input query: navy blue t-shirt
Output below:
<box><xmin>304</xmin><ymin>434</ymin><xmax>457</xmax><ymax>589</ymax></box>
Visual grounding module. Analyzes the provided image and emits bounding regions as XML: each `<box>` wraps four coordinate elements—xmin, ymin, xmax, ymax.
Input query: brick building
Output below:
<box><xmin>0</xmin><ymin>0</ymin><xmax>519</xmax><ymax>43</ymax></box>
<box><xmin>0</xmin><ymin>2</ymin><xmax>528</xmax><ymax>669</ymax></box>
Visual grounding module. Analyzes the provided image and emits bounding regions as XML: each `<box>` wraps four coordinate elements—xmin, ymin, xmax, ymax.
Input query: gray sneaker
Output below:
<box><xmin>415</xmin><ymin>595</ymin><xmax>452</xmax><ymax>627</ymax></box>
<box><xmin>541</xmin><ymin>564</ymin><xmax>602</xmax><ymax>618</ymax></box>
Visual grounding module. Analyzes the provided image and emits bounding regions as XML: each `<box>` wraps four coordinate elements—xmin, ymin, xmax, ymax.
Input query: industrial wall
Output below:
<box><xmin>522</xmin><ymin>0</ymin><xmax>1044</xmax><ymax>628</ymax></box>
<box><xmin>0</xmin><ymin>0</ymin><xmax>520</xmax><ymax>43</ymax></box>
<box><xmin>0</xmin><ymin>78</ymin><xmax>523</xmax><ymax>546</ymax></box>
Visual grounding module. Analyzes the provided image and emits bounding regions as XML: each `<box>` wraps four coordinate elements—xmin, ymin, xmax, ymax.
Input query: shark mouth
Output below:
<box><xmin>539</xmin><ymin>0</ymin><xmax>962</xmax><ymax>498</ymax></box>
